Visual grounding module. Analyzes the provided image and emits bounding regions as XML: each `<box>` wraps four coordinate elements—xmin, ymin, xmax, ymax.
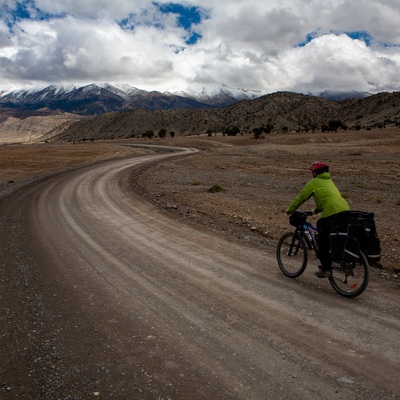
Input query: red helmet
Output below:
<box><xmin>310</xmin><ymin>161</ymin><xmax>329</xmax><ymax>175</ymax></box>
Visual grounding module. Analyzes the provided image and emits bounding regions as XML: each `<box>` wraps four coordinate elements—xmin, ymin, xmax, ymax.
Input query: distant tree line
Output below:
<box><xmin>141</xmin><ymin>129</ymin><xmax>175</xmax><ymax>139</ymax></box>
<box><xmin>321</xmin><ymin>120</ymin><xmax>348</xmax><ymax>132</ymax></box>
<box><xmin>137</xmin><ymin>116</ymin><xmax>395</xmax><ymax>140</ymax></box>
<box><xmin>220</xmin><ymin>123</ymin><xmax>275</xmax><ymax>139</ymax></box>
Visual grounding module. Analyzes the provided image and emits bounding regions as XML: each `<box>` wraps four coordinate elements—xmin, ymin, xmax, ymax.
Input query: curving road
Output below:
<box><xmin>1</xmin><ymin>146</ymin><xmax>400</xmax><ymax>399</ymax></box>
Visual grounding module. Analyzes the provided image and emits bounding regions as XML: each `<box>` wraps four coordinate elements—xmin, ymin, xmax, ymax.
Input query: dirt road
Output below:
<box><xmin>1</xmin><ymin>146</ymin><xmax>399</xmax><ymax>399</ymax></box>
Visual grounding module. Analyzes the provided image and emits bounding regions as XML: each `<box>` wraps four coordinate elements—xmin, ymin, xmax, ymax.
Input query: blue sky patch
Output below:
<box><xmin>344</xmin><ymin>31</ymin><xmax>373</xmax><ymax>46</ymax></box>
<box><xmin>5</xmin><ymin>0</ymin><xmax>65</xmax><ymax>28</ymax></box>
<box><xmin>118</xmin><ymin>3</ymin><xmax>205</xmax><ymax>45</ymax></box>
<box><xmin>297</xmin><ymin>31</ymin><xmax>319</xmax><ymax>47</ymax></box>
<box><xmin>297</xmin><ymin>30</ymin><xmax>374</xmax><ymax>47</ymax></box>
<box><xmin>158</xmin><ymin>3</ymin><xmax>202</xmax><ymax>29</ymax></box>
<box><xmin>157</xmin><ymin>2</ymin><xmax>205</xmax><ymax>44</ymax></box>
<box><xmin>185</xmin><ymin>31</ymin><xmax>202</xmax><ymax>45</ymax></box>
<box><xmin>14</xmin><ymin>1</ymin><xmax>31</xmax><ymax>20</ymax></box>
<box><xmin>3</xmin><ymin>0</ymin><xmax>31</xmax><ymax>27</ymax></box>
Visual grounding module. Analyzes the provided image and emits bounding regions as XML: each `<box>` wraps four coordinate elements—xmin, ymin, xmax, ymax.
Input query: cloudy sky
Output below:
<box><xmin>1</xmin><ymin>0</ymin><xmax>400</xmax><ymax>94</ymax></box>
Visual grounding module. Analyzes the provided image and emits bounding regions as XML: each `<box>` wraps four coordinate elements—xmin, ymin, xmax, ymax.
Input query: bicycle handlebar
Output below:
<box><xmin>303</xmin><ymin>211</ymin><xmax>315</xmax><ymax>216</ymax></box>
<box><xmin>290</xmin><ymin>210</ymin><xmax>314</xmax><ymax>217</ymax></box>
<box><xmin>288</xmin><ymin>210</ymin><xmax>315</xmax><ymax>228</ymax></box>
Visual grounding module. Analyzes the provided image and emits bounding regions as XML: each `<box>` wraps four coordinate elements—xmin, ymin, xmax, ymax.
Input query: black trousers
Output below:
<box><xmin>316</xmin><ymin>216</ymin><xmax>333</xmax><ymax>270</ymax></box>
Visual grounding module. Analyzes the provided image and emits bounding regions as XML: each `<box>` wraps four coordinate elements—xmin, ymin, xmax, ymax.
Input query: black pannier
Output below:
<box><xmin>329</xmin><ymin>211</ymin><xmax>381</xmax><ymax>263</ymax></box>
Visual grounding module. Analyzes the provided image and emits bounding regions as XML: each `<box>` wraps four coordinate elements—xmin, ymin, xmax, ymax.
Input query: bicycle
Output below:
<box><xmin>276</xmin><ymin>210</ymin><xmax>370</xmax><ymax>298</ymax></box>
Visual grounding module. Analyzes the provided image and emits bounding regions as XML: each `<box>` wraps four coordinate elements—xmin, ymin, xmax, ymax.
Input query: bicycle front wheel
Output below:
<box><xmin>276</xmin><ymin>232</ymin><xmax>308</xmax><ymax>278</ymax></box>
<box><xmin>329</xmin><ymin>251</ymin><xmax>370</xmax><ymax>298</ymax></box>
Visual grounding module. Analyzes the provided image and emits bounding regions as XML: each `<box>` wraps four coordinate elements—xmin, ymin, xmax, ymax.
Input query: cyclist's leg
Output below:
<box><xmin>316</xmin><ymin>217</ymin><xmax>332</xmax><ymax>277</ymax></box>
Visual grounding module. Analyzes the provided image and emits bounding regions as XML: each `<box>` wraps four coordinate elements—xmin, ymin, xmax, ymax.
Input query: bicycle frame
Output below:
<box><xmin>295</xmin><ymin>221</ymin><xmax>319</xmax><ymax>256</ymax></box>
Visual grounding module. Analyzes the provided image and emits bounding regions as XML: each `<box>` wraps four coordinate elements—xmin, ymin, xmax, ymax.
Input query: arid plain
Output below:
<box><xmin>2</xmin><ymin>128</ymin><xmax>398</xmax><ymax>275</ymax></box>
<box><xmin>1</xmin><ymin>128</ymin><xmax>400</xmax><ymax>399</ymax></box>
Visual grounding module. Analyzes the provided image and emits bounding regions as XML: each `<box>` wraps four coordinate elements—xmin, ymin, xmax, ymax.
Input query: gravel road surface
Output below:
<box><xmin>1</xmin><ymin>146</ymin><xmax>399</xmax><ymax>399</ymax></box>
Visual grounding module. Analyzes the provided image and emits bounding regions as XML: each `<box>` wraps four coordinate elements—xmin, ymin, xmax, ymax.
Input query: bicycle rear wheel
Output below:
<box><xmin>329</xmin><ymin>251</ymin><xmax>370</xmax><ymax>298</ymax></box>
<box><xmin>276</xmin><ymin>232</ymin><xmax>308</xmax><ymax>278</ymax></box>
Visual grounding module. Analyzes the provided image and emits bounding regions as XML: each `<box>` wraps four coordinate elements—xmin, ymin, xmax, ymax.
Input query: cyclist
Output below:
<box><xmin>286</xmin><ymin>161</ymin><xmax>350</xmax><ymax>278</ymax></box>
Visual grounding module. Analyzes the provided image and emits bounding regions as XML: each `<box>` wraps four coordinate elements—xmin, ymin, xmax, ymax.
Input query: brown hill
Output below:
<box><xmin>340</xmin><ymin>91</ymin><xmax>400</xmax><ymax>126</ymax></box>
<box><xmin>1</xmin><ymin>91</ymin><xmax>400</xmax><ymax>143</ymax></box>
<box><xmin>0</xmin><ymin>113</ymin><xmax>83</xmax><ymax>144</ymax></box>
<box><xmin>55</xmin><ymin>91</ymin><xmax>400</xmax><ymax>142</ymax></box>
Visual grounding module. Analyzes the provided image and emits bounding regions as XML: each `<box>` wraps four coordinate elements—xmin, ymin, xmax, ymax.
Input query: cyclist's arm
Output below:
<box><xmin>286</xmin><ymin>182</ymin><xmax>314</xmax><ymax>213</ymax></box>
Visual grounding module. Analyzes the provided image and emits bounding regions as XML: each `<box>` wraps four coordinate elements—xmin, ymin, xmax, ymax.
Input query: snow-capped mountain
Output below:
<box><xmin>317</xmin><ymin>90</ymin><xmax>372</xmax><ymax>101</ymax></box>
<box><xmin>167</xmin><ymin>85</ymin><xmax>266</xmax><ymax>106</ymax></box>
<box><xmin>0</xmin><ymin>83</ymin><xmax>372</xmax><ymax>117</ymax></box>
<box><xmin>0</xmin><ymin>83</ymin><xmax>263</xmax><ymax>116</ymax></box>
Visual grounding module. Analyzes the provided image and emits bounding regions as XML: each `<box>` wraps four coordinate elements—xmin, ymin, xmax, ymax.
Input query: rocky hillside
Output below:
<box><xmin>1</xmin><ymin>91</ymin><xmax>400</xmax><ymax>143</ymax></box>
<box><xmin>340</xmin><ymin>92</ymin><xmax>400</xmax><ymax>126</ymax></box>
<box><xmin>55</xmin><ymin>91</ymin><xmax>400</xmax><ymax>141</ymax></box>
<box><xmin>0</xmin><ymin>113</ymin><xmax>82</xmax><ymax>144</ymax></box>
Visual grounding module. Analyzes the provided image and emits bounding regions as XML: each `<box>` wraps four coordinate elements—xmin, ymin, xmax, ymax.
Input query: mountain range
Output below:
<box><xmin>0</xmin><ymin>83</ymin><xmax>373</xmax><ymax>117</ymax></box>
<box><xmin>0</xmin><ymin>83</ymin><xmax>266</xmax><ymax>116</ymax></box>
<box><xmin>55</xmin><ymin>91</ymin><xmax>400</xmax><ymax>142</ymax></box>
<box><xmin>0</xmin><ymin>83</ymin><xmax>399</xmax><ymax>144</ymax></box>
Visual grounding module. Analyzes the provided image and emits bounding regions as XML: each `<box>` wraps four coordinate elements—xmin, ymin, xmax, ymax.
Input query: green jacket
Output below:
<box><xmin>287</xmin><ymin>172</ymin><xmax>350</xmax><ymax>218</ymax></box>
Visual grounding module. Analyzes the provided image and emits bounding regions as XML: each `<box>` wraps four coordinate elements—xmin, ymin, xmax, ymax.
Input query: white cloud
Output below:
<box><xmin>279</xmin><ymin>34</ymin><xmax>400</xmax><ymax>93</ymax></box>
<box><xmin>0</xmin><ymin>0</ymin><xmax>399</xmax><ymax>93</ymax></box>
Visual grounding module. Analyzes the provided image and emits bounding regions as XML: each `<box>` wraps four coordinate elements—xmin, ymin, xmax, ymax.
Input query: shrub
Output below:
<box><xmin>252</xmin><ymin>127</ymin><xmax>263</xmax><ymax>139</ymax></box>
<box><xmin>263</xmin><ymin>123</ymin><xmax>274</xmax><ymax>133</ymax></box>
<box><xmin>321</xmin><ymin>124</ymin><xmax>329</xmax><ymax>132</ymax></box>
<box><xmin>158</xmin><ymin>128</ymin><xmax>167</xmax><ymax>138</ymax></box>
<box><xmin>223</xmin><ymin>126</ymin><xmax>240</xmax><ymax>136</ymax></box>
<box><xmin>142</xmin><ymin>130</ymin><xmax>155</xmax><ymax>139</ymax></box>
<box><xmin>208</xmin><ymin>184</ymin><xmax>224</xmax><ymax>193</ymax></box>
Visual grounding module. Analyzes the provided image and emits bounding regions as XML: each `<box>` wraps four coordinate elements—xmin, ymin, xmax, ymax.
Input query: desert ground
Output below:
<box><xmin>133</xmin><ymin>128</ymin><xmax>400</xmax><ymax>276</ymax></box>
<box><xmin>1</xmin><ymin>129</ymin><xmax>399</xmax><ymax>274</ymax></box>
<box><xmin>1</xmin><ymin>128</ymin><xmax>399</xmax><ymax>399</ymax></box>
